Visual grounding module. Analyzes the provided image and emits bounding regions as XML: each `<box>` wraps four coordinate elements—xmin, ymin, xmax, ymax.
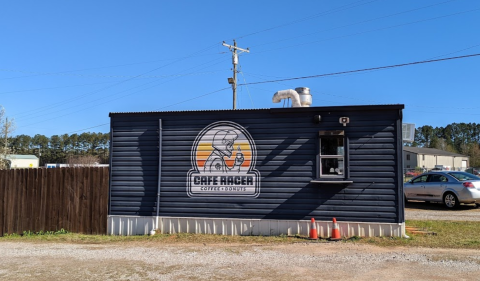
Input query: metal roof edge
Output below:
<box><xmin>3</xmin><ymin>154</ymin><xmax>39</xmax><ymax>160</ymax></box>
<box><xmin>109</xmin><ymin>108</ymin><xmax>270</xmax><ymax>117</ymax></box>
<box><xmin>109</xmin><ymin>104</ymin><xmax>404</xmax><ymax>116</ymax></box>
<box><xmin>403</xmin><ymin>146</ymin><xmax>468</xmax><ymax>157</ymax></box>
<box><xmin>269</xmin><ymin>104</ymin><xmax>404</xmax><ymax>113</ymax></box>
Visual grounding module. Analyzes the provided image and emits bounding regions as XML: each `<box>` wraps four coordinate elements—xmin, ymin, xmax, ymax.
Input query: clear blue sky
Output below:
<box><xmin>1</xmin><ymin>0</ymin><xmax>479</xmax><ymax>137</ymax></box>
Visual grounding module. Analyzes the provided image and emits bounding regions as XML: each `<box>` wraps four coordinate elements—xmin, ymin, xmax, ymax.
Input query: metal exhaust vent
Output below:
<box><xmin>272</xmin><ymin>87</ymin><xmax>312</xmax><ymax>107</ymax></box>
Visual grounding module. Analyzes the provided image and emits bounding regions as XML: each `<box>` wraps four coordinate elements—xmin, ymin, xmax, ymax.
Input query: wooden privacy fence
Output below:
<box><xmin>0</xmin><ymin>167</ymin><xmax>109</xmax><ymax>236</ymax></box>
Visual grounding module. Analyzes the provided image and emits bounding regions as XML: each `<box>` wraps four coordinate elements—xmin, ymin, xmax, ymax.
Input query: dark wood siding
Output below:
<box><xmin>109</xmin><ymin>106</ymin><xmax>404</xmax><ymax>223</ymax></box>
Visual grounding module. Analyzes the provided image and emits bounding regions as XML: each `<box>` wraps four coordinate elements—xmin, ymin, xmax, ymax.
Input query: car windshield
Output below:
<box><xmin>447</xmin><ymin>172</ymin><xmax>480</xmax><ymax>181</ymax></box>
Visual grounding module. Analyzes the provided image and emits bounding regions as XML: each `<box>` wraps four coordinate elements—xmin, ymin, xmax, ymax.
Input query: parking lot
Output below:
<box><xmin>405</xmin><ymin>201</ymin><xmax>480</xmax><ymax>221</ymax></box>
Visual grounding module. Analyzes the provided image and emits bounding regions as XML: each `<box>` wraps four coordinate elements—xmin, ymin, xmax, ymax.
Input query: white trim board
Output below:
<box><xmin>108</xmin><ymin>215</ymin><xmax>406</xmax><ymax>238</ymax></box>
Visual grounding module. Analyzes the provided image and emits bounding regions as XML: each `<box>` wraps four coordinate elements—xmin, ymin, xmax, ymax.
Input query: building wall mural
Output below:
<box><xmin>187</xmin><ymin>121</ymin><xmax>260</xmax><ymax>197</ymax></box>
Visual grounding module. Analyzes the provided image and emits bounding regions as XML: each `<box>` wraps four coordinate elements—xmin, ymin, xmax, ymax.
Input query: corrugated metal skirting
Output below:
<box><xmin>108</xmin><ymin>215</ymin><xmax>405</xmax><ymax>237</ymax></box>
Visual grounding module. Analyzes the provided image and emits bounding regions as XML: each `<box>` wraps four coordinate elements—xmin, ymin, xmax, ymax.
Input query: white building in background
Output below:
<box><xmin>46</xmin><ymin>163</ymin><xmax>109</xmax><ymax>168</ymax></box>
<box><xmin>2</xmin><ymin>155</ymin><xmax>39</xmax><ymax>169</ymax></box>
<box><xmin>403</xmin><ymin>147</ymin><xmax>469</xmax><ymax>171</ymax></box>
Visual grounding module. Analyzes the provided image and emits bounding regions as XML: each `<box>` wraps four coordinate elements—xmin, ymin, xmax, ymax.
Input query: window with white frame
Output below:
<box><xmin>319</xmin><ymin>130</ymin><xmax>345</xmax><ymax>177</ymax></box>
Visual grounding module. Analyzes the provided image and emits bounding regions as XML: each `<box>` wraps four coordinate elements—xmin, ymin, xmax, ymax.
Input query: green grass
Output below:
<box><xmin>354</xmin><ymin>220</ymin><xmax>480</xmax><ymax>249</ymax></box>
<box><xmin>0</xmin><ymin>231</ymin><xmax>307</xmax><ymax>244</ymax></box>
<box><xmin>2</xmin><ymin>220</ymin><xmax>480</xmax><ymax>249</ymax></box>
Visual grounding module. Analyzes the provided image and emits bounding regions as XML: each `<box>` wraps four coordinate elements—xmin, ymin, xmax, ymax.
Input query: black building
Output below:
<box><xmin>108</xmin><ymin>103</ymin><xmax>405</xmax><ymax>237</ymax></box>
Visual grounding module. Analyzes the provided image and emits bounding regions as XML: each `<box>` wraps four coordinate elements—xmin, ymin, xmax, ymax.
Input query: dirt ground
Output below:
<box><xmin>1</xmin><ymin>204</ymin><xmax>480</xmax><ymax>281</ymax></box>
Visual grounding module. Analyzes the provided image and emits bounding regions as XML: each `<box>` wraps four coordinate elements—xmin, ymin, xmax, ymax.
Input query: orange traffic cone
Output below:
<box><xmin>309</xmin><ymin>218</ymin><xmax>318</xmax><ymax>240</ymax></box>
<box><xmin>329</xmin><ymin>217</ymin><xmax>341</xmax><ymax>241</ymax></box>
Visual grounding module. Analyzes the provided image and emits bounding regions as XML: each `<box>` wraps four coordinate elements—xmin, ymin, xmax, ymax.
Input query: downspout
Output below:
<box><xmin>151</xmin><ymin>119</ymin><xmax>163</xmax><ymax>235</ymax></box>
<box><xmin>108</xmin><ymin>119</ymin><xmax>114</xmax><ymax>232</ymax></box>
<box><xmin>398</xmin><ymin>110</ymin><xmax>409</xmax><ymax>238</ymax></box>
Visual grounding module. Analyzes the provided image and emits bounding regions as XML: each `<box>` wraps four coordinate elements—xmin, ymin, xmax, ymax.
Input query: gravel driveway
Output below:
<box><xmin>405</xmin><ymin>201</ymin><xmax>480</xmax><ymax>221</ymax></box>
<box><xmin>1</xmin><ymin>205</ymin><xmax>479</xmax><ymax>281</ymax></box>
<box><xmin>1</xmin><ymin>241</ymin><xmax>480</xmax><ymax>280</ymax></box>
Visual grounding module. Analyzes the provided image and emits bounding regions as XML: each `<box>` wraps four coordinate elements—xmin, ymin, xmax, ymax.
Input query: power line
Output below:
<box><xmin>0</xmin><ymin>68</ymin><xmax>226</xmax><ymax>81</ymax></box>
<box><xmin>0</xmin><ymin>51</ymin><xmax>226</xmax><ymax>81</ymax></box>
<box><xmin>66</xmin><ymin>123</ymin><xmax>110</xmax><ymax>134</ymax></box>
<box><xmin>0</xmin><ymin>80</ymin><xmax>119</xmax><ymax>96</ymax></box>
<box><xmin>13</xmin><ymin>45</ymin><xmax>228</xmax><ymax>120</ymax></box>
<box><xmin>239</xmin><ymin>53</ymin><xmax>480</xmax><ymax>86</ymax></box>
<box><xmin>238</xmin><ymin>65</ymin><xmax>254</xmax><ymax>108</ymax></box>
<box><xmin>239</xmin><ymin>43</ymin><xmax>480</xmax><ymax>110</ymax></box>
<box><xmin>264</xmin><ymin>43</ymin><xmax>480</xmax><ymax>97</ymax></box>
<box><xmin>64</xmin><ymin>87</ymin><xmax>231</xmax><ymax>134</ymax></box>
<box><xmin>249</xmin><ymin>0</ymin><xmax>459</xmax><ymax>48</ymax></box>
<box><xmin>0</xmin><ymin>70</ymin><xmax>228</xmax><ymax>96</ymax></box>
<box><xmin>8</xmin><ymin>0</ymin><xmax>461</xmax><ymax>97</ymax></box>
<box><xmin>406</xmin><ymin>109</ymin><xmax>480</xmax><ymax>116</ymax></box>
<box><xmin>62</xmin><ymin>50</ymin><xmax>480</xmax><ymax>135</ymax></box>
<box><xmin>0</xmin><ymin>70</ymin><xmax>225</xmax><ymax>95</ymax></box>
<box><xmin>252</xmin><ymin>6</ymin><xmax>480</xmax><ymax>55</ymax></box>
<box><xmin>427</xmin><ymin>43</ymin><xmax>480</xmax><ymax>60</ymax></box>
<box><xmin>245</xmin><ymin>78</ymin><xmax>480</xmax><ymax>110</ymax></box>
<box><xmin>236</xmin><ymin>0</ymin><xmax>380</xmax><ymax>40</ymax></box>
<box><xmin>240</xmin><ymin>72</ymin><xmax>288</xmax><ymax>79</ymax></box>
<box><xmin>0</xmin><ymin>0</ymin><xmax>386</xmax><ymax>85</ymax></box>
<box><xmin>27</xmin><ymin>50</ymin><xmax>480</xmax><ymax>134</ymax></box>
<box><xmin>13</xmin><ymin>3</ymin><xmax>474</xmax><ymax>120</ymax></box>
<box><xmin>155</xmin><ymin>87</ymin><xmax>230</xmax><ymax>111</ymax></box>
<box><xmin>18</xmin><ymin>58</ymin><xmax>230</xmax><ymax>125</ymax></box>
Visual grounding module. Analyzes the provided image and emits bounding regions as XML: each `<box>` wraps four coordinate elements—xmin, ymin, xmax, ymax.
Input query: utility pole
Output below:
<box><xmin>223</xmin><ymin>40</ymin><xmax>249</xmax><ymax>109</ymax></box>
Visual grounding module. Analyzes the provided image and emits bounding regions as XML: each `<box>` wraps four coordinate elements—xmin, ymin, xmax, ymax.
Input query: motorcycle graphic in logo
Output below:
<box><xmin>187</xmin><ymin>121</ymin><xmax>260</xmax><ymax>197</ymax></box>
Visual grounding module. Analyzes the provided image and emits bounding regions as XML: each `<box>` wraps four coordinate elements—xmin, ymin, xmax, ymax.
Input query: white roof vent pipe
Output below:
<box><xmin>272</xmin><ymin>87</ymin><xmax>312</xmax><ymax>107</ymax></box>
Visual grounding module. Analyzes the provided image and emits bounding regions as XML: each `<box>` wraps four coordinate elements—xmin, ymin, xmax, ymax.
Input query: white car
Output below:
<box><xmin>404</xmin><ymin>171</ymin><xmax>480</xmax><ymax>209</ymax></box>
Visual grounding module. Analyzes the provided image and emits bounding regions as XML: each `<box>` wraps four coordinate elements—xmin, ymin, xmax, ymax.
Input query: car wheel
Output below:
<box><xmin>404</xmin><ymin>195</ymin><xmax>408</xmax><ymax>203</ymax></box>
<box><xmin>443</xmin><ymin>192</ymin><xmax>459</xmax><ymax>209</ymax></box>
